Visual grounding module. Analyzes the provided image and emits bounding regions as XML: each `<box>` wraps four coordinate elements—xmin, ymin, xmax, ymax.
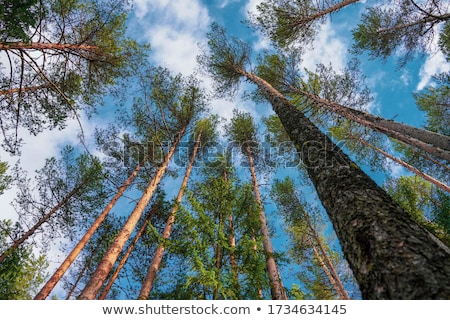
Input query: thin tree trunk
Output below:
<box><xmin>0</xmin><ymin>85</ymin><xmax>51</xmax><ymax>95</ymax></box>
<box><xmin>376</xmin><ymin>13</ymin><xmax>450</xmax><ymax>34</ymax></box>
<box><xmin>238</xmin><ymin>67</ymin><xmax>450</xmax><ymax>299</ymax></box>
<box><xmin>302</xmin><ymin>211</ymin><xmax>350</xmax><ymax>299</ymax></box>
<box><xmin>98</xmin><ymin>207</ymin><xmax>157</xmax><ymax>300</ymax></box>
<box><xmin>137</xmin><ymin>131</ymin><xmax>201</xmax><ymax>300</ymax></box>
<box><xmin>225</xmin><ymin>168</ymin><xmax>239</xmax><ymax>297</ymax></box>
<box><xmin>79</xmin><ymin>127</ymin><xmax>186</xmax><ymax>300</ymax></box>
<box><xmin>0</xmin><ymin>182</ymin><xmax>86</xmax><ymax>264</ymax></box>
<box><xmin>245</xmin><ymin>142</ymin><xmax>287</xmax><ymax>300</ymax></box>
<box><xmin>65</xmin><ymin>234</ymin><xmax>106</xmax><ymax>300</ymax></box>
<box><xmin>0</xmin><ymin>42</ymin><xmax>100</xmax><ymax>52</ymax></box>
<box><xmin>213</xmin><ymin>210</ymin><xmax>224</xmax><ymax>300</ymax></box>
<box><xmin>292</xmin><ymin>0</ymin><xmax>360</xmax><ymax>27</ymax></box>
<box><xmin>351</xmin><ymin>134</ymin><xmax>450</xmax><ymax>193</ymax></box>
<box><xmin>34</xmin><ymin>163</ymin><xmax>142</xmax><ymax>300</ymax></box>
<box><xmin>310</xmin><ymin>242</ymin><xmax>342</xmax><ymax>298</ymax></box>
<box><xmin>286</xmin><ymin>85</ymin><xmax>450</xmax><ymax>161</ymax></box>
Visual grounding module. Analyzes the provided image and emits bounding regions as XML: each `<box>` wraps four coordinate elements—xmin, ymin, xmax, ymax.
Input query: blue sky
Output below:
<box><xmin>1</xmin><ymin>0</ymin><xmax>449</xmax><ymax>299</ymax></box>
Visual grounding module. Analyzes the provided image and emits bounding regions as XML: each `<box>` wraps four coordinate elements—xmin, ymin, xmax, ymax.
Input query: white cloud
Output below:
<box><xmin>417</xmin><ymin>51</ymin><xmax>450</xmax><ymax>90</ymax></box>
<box><xmin>301</xmin><ymin>21</ymin><xmax>346</xmax><ymax>72</ymax></box>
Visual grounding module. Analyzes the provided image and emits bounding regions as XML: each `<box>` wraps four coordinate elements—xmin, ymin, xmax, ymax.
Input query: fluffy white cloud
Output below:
<box><xmin>417</xmin><ymin>51</ymin><xmax>450</xmax><ymax>90</ymax></box>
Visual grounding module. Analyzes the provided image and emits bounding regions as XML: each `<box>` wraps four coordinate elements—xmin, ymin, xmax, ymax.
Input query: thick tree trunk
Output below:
<box><xmin>0</xmin><ymin>182</ymin><xmax>85</xmax><ymax>264</ymax></box>
<box><xmin>239</xmin><ymin>68</ymin><xmax>450</xmax><ymax>299</ymax></box>
<box><xmin>34</xmin><ymin>163</ymin><xmax>142</xmax><ymax>300</ymax></box>
<box><xmin>98</xmin><ymin>207</ymin><xmax>156</xmax><ymax>300</ymax></box>
<box><xmin>137</xmin><ymin>131</ymin><xmax>201</xmax><ymax>300</ymax></box>
<box><xmin>246</xmin><ymin>143</ymin><xmax>287</xmax><ymax>300</ymax></box>
<box><xmin>79</xmin><ymin>127</ymin><xmax>186</xmax><ymax>300</ymax></box>
<box><xmin>287</xmin><ymin>85</ymin><xmax>450</xmax><ymax>161</ymax></box>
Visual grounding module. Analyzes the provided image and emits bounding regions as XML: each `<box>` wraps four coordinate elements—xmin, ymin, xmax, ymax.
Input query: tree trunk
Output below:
<box><xmin>98</xmin><ymin>207</ymin><xmax>156</xmax><ymax>300</ymax></box>
<box><xmin>293</xmin><ymin>0</ymin><xmax>360</xmax><ymax>27</ymax></box>
<box><xmin>0</xmin><ymin>85</ymin><xmax>51</xmax><ymax>95</ymax></box>
<box><xmin>0</xmin><ymin>182</ymin><xmax>86</xmax><ymax>264</ymax></box>
<box><xmin>246</xmin><ymin>142</ymin><xmax>287</xmax><ymax>300</ymax></box>
<box><xmin>310</xmin><ymin>243</ymin><xmax>342</xmax><ymax>298</ymax></box>
<box><xmin>287</xmin><ymin>85</ymin><xmax>450</xmax><ymax>161</ymax></box>
<box><xmin>79</xmin><ymin>127</ymin><xmax>186</xmax><ymax>300</ymax></box>
<box><xmin>303</xmin><ymin>212</ymin><xmax>350</xmax><ymax>299</ymax></box>
<box><xmin>0</xmin><ymin>42</ymin><xmax>100</xmax><ymax>52</ymax></box>
<box><xmin>34</xmin><ymin>163</ymin><xmax>142</xmax><ymax>300</ymax></box>
<box><xmin>137</xmin><ymin>131</ymin><xmax>201</xmax><ymax>300</ymax></box>
<box><xmin>238</xmin><ymin>68</ymin><xmax>450</xmax><ymax>299</ymax></box>
<box><xmin>351</xmin><ymin>134</ymin><xmax>450</xmax><ymax>193</ymax></box>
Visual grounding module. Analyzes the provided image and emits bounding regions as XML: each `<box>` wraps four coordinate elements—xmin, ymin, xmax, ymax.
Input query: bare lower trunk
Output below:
<box><xmin>239</xmin><ymin>68</ymin><xmax>450</xmax><ymax>299</ymax></box>
<box><xmin>79</xmin><ymin>128</ymin><xmax>185</xmax><ymax>300</ymax></box>
<box><xmin>137</xmin><ymin>131</ymin><xmax>201</xmax><ymax>300</ymax></box>
<box><xmin>34</xmin><ymin>163</ymin><xmax>142</xmax><ymax>300</ymax></box>
<box><xmin>246</xmin><ymin>143</ymin><xmax>287</xmax><ymax>300</ymax></box>
<box><xmin>98</xmin><ymin>207</ymin><xmax>156</xmax><ymax>300</ymax></box>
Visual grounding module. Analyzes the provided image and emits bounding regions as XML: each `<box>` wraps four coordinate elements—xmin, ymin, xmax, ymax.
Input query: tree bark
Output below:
<box><xmin>292</xmin><ymin>0</ymin><xmax>360</xmax><ymax>27</ymax></box>
<box><xmin>34</xmin><ymin>163</ymin><xmax>142</xmax><ymax>300</ymax></box>
<box><xmin>287</xmin><ymin>85</ymin><xmax>450</xmax><ymax>161</ymax></box>
<box><xmin>98</xmin><ymin>207</ymin><xmax>156</xmax><ymax>300</ymax></box>
<box><xmin>238</xmin><ymin>68</ymin><xmax>450</xmax><ymax>299</ymax></box>
<box><xmin>246</xmin><ymin>142</ymin><xmax>287</xmax><ymax>300</ymax></box>
<box><xmin>79</xmin><ymin>127</ymin><xmax>186</xmax><ymax>300</ymax></box>
<box><xmin>137</xmin><ymin>131</ymin><xmax>201</xmax><ymax>300</ymax></box>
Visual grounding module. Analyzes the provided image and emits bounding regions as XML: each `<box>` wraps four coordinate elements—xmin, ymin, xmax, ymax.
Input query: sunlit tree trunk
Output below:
<box><xmin>98</xmin><ymin>207</ymin><xmax>156</xmax><ymax>300</ymax></box>
<box><xmin>79</xmin><ymin>127</ymin><xmax>186</xmax><ymax>300</ymax></box>
<box><xmin>137</xmin><ymin>131</ymin><xmax>201</xmax><ymax>300</ymax></box>
<box><xmin>245</xmin><ymin>142</ymin><xmax>287</xmax><ymax>300</ymax></box>
<box><xmin>34</xmin><ymin>163</ymin><xmax>142</xmax><ymax>300</ymax></box>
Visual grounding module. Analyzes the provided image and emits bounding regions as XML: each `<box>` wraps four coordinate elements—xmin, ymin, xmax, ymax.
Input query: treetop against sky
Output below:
<box><xmin>0</xmin><ymin>0</ymin><xmax>449</xmax><ymax>299</ymax></box>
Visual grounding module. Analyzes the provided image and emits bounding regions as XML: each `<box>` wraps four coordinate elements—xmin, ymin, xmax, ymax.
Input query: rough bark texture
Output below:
<box><xmin>137</xmin><ymin>132</ymin><xmax>201</xmax><ymax>300</ymax></box>
<box><xmin>240</xmin><ymin>69</ymin><xmax>450</xmax><ymax>299</ymax></box>
<box><xmin>34</xmin><ymin>163</ymin><xmax>142</xmax><ymax>300</ymax></box>
<box><xmin>289</xmin><ymin>86</ymin><xmax>450</xmax><ymax>161</ymax></box>
<box><xmin>79</xmin><ymin>128</ymin><xmax>185</xmax><ymax>300</ymax></box>
<box><xmin>246</xmin><ymin>143</ymin><xmax>287</xmax><ymax>300</ymax></box>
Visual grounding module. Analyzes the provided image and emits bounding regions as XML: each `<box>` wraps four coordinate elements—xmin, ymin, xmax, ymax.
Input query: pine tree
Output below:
<box><xmin>198</xmin><ymin>23</ymin><xmax>450</xmax><ymax>298</ymax></box>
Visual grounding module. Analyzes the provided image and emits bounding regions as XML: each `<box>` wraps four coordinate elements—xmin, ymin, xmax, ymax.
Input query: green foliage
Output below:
<box><xmin>384</xmin><ymin>175</ymin><xmax>450</xmax><ymax>247</ymax></box>
<box><xmin>352</xmin><ymin>1</ymin><xmax>447</xmax><ymax>66</ymax></box>
<box><xmin>414</xmin><ymin>74</ymin><xmax>450</xmax><ymax>135</ymax></box>
<box><xmin>198</xmin><ymin>22</ymin><xmax>251</xmax><ymax>99</ymax></box>
<box><xmin>0</xmin><ymin>159</ymin><xmax>12</xmax><ymax>195</ymax></box>
<box><xmin>0</xmin><ymin>219</ymin><xmax>49</xmax><ymax>299</ymax></box>
<box><xmin>0</xmin><ymin>0</ymin><xmax>40</xmax><ymax>42</ymax></box>
<box><xmin>0</xmin><ymin>0</ymin><xmax>150</xmax><ymax>154</ymax></box>
<box><xmin>440</xmin><ymin>21</ymin><xmax>450</xmax><ymax>60</ymax></box>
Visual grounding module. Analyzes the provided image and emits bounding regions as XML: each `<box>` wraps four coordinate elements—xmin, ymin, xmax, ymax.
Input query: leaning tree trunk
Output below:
<box><xmin>303</xmin><ymin>211</ymin><xmax>350</xmax><ymax>300</ymax></box>
<box><xmin>287</xmin><ymin>85</ymin><xmax>450</xmax><ymax>161</ymax></box>
<box><xmin>245</xmin><ymin>142</ymin><xmax>287</xmax><ymax>300</ymax></box>
<box><xmin>0</xmin><ymin>181</ymin><xmax>86</xmax><ymax>264</ymax></box>
<box><xmin>34</xmin><ymin>163</ymin><xmax>142</xmax><ymax>300</ymax></box>
<box><xmin>137</xmin><ymin>131</ymin><xmax>202</xmax><ymax>300</ymax></box>
<box><xmin>350</xmin><ymin>133</ymin><xmax>450</xmax><ymax>193</ymax></box>
<box><xmin>98</xmin><ymin>207</ymin><xmax>156</xmax><ymax>300</ymax></box>
<box><xmin>238</xmin><ymin>68</ymin><xmax>450</xmax><ymax>299</ymax></box>
<box><xmin>79</xmin><ymin>127</ymin><xmax>186</xmax><ymax>300</ymax></box>
<box><xmin>292</xmin><ymin>0</ymin><xmax>360</xmax><ymax>27</ymax></box>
